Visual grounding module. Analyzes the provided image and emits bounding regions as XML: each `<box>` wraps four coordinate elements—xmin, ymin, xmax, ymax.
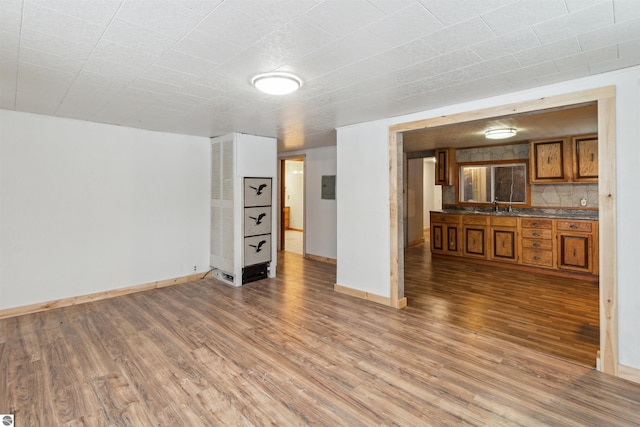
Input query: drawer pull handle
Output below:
<box><xmin>442</xmin><ymin>218</ymin><xmax>447</xmax><ymax>221</ymax></box>
<box><xmin>532</xmin><ymin>222</ymin><xmax>539</xmax><ymax>226</ymax></box>
<box><xmin>533</xmin><ymin>256</ymin><xmax>540</xmax><ymax>261</ymax></box>
<box><xmin>533</xmin><ymin>232</ymin><xmax>540</xmax><ymax>237</ymax></box>
<box><xmin>533</xmin><ymin>242</ymin><xmax>540</xmax><ymax>247</ymax></box>
<box><xmin>570</xmin><ymin>224</ymin><xmax>577</xmax><ymax>229</ymax></box>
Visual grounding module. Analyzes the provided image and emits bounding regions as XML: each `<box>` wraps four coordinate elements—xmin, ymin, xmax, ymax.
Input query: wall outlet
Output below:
<box><xmin>580</xmin><ymin>197</ymin><xmax>587</xmax><ymax>207</ymax></box>
<box><xmin>193</xmin><ymin>265</ymin><xmax>197</xmax><ymax>272</ymax></box>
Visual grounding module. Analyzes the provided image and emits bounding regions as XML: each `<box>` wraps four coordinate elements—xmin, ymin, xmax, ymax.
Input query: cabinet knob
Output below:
<box><xmin>533</xmin><ymin>242</ymin><xmax>540</xmax><ymax>247</ymax></box>
<box><xmin>570</xmin><ymin>224</ymin><xmax>577</xmax><ymax>229</ymax></box>
<box><xmin>533</xmin><ymin>232</ymin><xmax>540</xmax><ymax>237</ymax></box>
<box><xmin>532</xmin><ymin>222</ymin><xmax>539</xmax><ymax>227</ymax></box>
<box><xmin>533</xmin><ymin>256</ymin><xmax>540</xmax><ymax>261</ymax></box>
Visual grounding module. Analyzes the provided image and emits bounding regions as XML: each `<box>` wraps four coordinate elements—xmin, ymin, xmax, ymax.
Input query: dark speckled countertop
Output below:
<box><xmin>433</xmin><ymin>207</ymin><xmax>598</xmax><ymax>220</ymax></box>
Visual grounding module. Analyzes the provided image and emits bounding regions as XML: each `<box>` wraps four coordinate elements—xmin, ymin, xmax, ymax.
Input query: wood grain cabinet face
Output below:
<box><xmin>489</xmin><ymin>217</ymin><xmax>518</xmax><ymax>262</ymax></box>
<box><xmin>435</xmin><ymin>148</ymin><xmax>452</xmax><ymax>185</ymax></box>
<box><xmin>520</xmin><ymin>218</ymin><xmax>554</xmax><ymax>268</ymax></box>
<box><xmin>572</xmin><ymin>134</ymin><xmax>598</xmax><ymax>182</ymax></box>
<box><xmin>530</xmin><ymin>138</ymin><xmax>569</xmax><ymax>183</ymax></box>
<box><xmin>430</xmin><ymin>214</ymin><xmax>461</xmax><ymax>255</ymax></box>
<box><xmin>462</xmin><ymin>216</ymin><xmax>488</xmax><ymax>258</ymax></box>
<box><xmin>556</xmin><ymin>220</ymin><xmax>597</xmax><ymax>273</ymax></box>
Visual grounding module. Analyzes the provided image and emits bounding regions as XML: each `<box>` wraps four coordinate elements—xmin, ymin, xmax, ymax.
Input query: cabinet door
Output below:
<box><xmin>446</xmin><ymin>225</ymin><xmax>459</xmax><ymax>254</ymax></box>
<box><xmin>573</xmin><ymin>135</ymin><xmax>598</xmax><ymax>182</ymax></box>
<box><xmin>435</xmin><ymin>148</ymin><xmax>451</xmax><ymax>185</ymax></box>
<box><xmin>530</xmin><ymin>138</ymin><xmax>569</xmax><ymax>183</ymax></box>
<box><xmin>558</xmin><ymin>232</ymin><xmax>592</xmax><ymax>273</ymax></box>
<box><xmin>463</xmin><ymin>226</ymin><xmax>486</xmax><ymax>258</ymax></box>
<box><xmin>432</xmin><ymin>224</ymin><xmax>444</xmax><ymax>251</ymax></box>
<box><xmin>491</xmin><ymin>228</ymin><xmax>517</xmax><ymax>262</ymax></box>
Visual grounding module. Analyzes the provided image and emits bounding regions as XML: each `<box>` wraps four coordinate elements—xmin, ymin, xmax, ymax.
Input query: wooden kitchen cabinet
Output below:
<box><xmin>572</xmin><ymin>134</ymin><xmax>598</xmax><ymax>182</ymax></box>
<box><xmin>530</xmin><ymin>137</ymin><xmax>570</xmax><ymax>183</ymax></box>
<box><xmin>489</xmin><ymin>216</ymin><xmax>518</xmax><ymax>263</ymax></box>
<box><xmin>430</xmin><ymin>212</ymin><xmax>598</xmax><ymax>280</ymax></box>
<box><xmin>431</xmin><ymin>213</ymin><xmax>461</xmax><ymax>255</ymax></box>
<box><xmin>520</xmin><ymin>218</ymin><xmax>554</xmax><ymax>268</ymax></box>
<box><xmin>557</xmin><ymin>219</ymin><xmax>598</xmax><ymax>274</ymax></box>
<box><xmin>435</xmin><ymin>148</ymin><xmax>453</xmax><ymax>185</ymax></box>
<box><xmin>462</xmin><ymin>215</ymin><xmax>488</xmax><ymax>258</ymax></box>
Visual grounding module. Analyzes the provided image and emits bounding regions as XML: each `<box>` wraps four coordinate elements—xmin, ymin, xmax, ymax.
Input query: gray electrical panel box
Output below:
<box><xmin>321</xmin><ymin>175</ymin><xmax>336</xmax><ymax>200</ymax></box>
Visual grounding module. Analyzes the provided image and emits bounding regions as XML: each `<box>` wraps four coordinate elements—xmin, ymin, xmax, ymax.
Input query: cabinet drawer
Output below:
<box><xmin>522</xmin><ymin>239</ymin><xmax>553</xmax><ymax>250</ymax></box>
<box><xmin>491</xmin><ymin>216</ymin><xmax>517</xmax><ymax>227</ymax></box>
<box><xmin>431</xmin><ymin>214</ymin><xmax>461</xmax><ymax>224</ymax></box>
<box><xmin>521</xmin><ymin>228</ymin><xmax>552</xmax><ymax>239</ymax></box>
<box><xmin>557</xmin><ymin>220</ymin><xmax>592</xmax><ymax>232</ymax></box>
<box><xmin>463</xmin><ymin>216</ymin><xmax>488</xmax><ymax>225</ymax></box>
<box><xmin>522</xmin><ymin>248</ymin><xmax>553</xmax><ymax>267</ymax></box>
<box><xmin>521</xmin><ymin>218</ymin><xmax>552</xmax><ymax>229</ymax></box>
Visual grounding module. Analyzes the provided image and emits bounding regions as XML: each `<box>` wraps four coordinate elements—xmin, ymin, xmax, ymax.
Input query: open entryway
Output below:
<box><xmin>280</xmin><ymin>157</ymin><xmax>305</xmax><ymax>255</ymax></box>
<box><xmin>389</xmin><ymin>87</ymin><xmax>617</xmax><ymax>374</ymax></box>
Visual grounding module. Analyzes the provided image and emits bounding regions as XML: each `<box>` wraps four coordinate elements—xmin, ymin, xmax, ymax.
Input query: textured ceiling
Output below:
<box><xmin>1</xmin><ymin>0</ymin><xmax>638</xmax><ymax>152</ymax></box>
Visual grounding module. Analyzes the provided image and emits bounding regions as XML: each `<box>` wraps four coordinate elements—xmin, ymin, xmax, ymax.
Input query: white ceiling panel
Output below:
<box><xmin>102</xmin><ymin>19</ymin><xmax>177</xmax><ymax>57</ymax></box>
<box><xmin>419</xmin><ymin>0</ymin><xmax>514</xmax><ymax>25</ymax></box>
<box><xmin>481</xmin><ymin>0</ymin><xmax>567</xmax><ymax>36</ymax></box>
<box><xmin>193</xmin><ymin>2</ymin><xmax>275</xmax><ymax>49</ymax></box>
<box><xmin>532</xmin><ymin>2</ymin><xmax>614</xmax><ymax>44</ymax></box>
<box><xmin>296</xmin><ymin>0</ymin><xmax>385</xmax><ymax>38</ymax></box>
<box><xmin>365</xmin><ymin>2</ymin><xmax>444</xmax><ymax>46</ymax></box>
<box><xmin>470</xmin><ymin>28</ymin><xmax>540</xmax><ymax>61</ymax></box>
<box><xmin>423</xmin><ymin>17</ymin><xmax>495</xmax><ymax>54</ymax></box>
<box><xmin>26</xmin><ymin>0</ymin><xmax>122</xmax><ymax>26</ymax></box>
<box><xmin>1</xmin><ymin>0</ymin><xmax>638</xmax><ymax>150</ymax></box>
<box><xmin>514</xmin><ymin>38</ymin><xmax>582</xmax><ymax>67</ymax></box>
<box><xmin>22</xmin><ymin>3</ymin><xmax>105</xmax><ymax>46</ymax></box>
<box><xmin>116</xmin><ymin>0</ymin><xmax>205</xmax><ymax>38</ymax></box>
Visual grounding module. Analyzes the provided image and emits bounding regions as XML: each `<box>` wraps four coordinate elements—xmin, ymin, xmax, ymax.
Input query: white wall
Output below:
<box><xmin>284</xmin><ymin>160</ymin><xmax>304</xmax><ymax>230</ymax></box>
<box><xmin>336</xmin><ymin>122</ymin><xmax>391</xmax><ymax>297</ymax></box>
<box><xmin>0</xmin><ymin>110</ymin><xmax>210</xmax><ymax>310</ymax></box>
<box><xmin>336</xmin><ymin>66</ymin><xmax>640</xmax><ymax>370</ymax></box>
<box><xmin>280</xmin><ymin>146</ymin><xmax>337</xmax><ymax>260</ymax></box>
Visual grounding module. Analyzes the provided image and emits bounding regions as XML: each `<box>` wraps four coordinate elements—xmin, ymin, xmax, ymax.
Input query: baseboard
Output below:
<box><xmin>618</xmin><ymin>364</ymin><xmax>640</xmax><ymax>384</ymax></box>
<box><xmin>304</xmin><ymin>253</ymin><xmax>337</xmax><ymax>265</ymax></box>
<box><xmin>287</xmin><ymin>227</ymin><xmax>303</xmax><ymax>232</ymax></box>
<box><xmin>334</xmin><ymin>283</ymin><xmax>407</xmax><ymax>309</ymax></box>
<box><xmin>408</xmin><ymin>238</ymin><xmax>425</xmax><ymax>247</ymax></box>
<box><xmin>0</xmin><ymin>272</ymin><xmax>203</xmax><ymax>320</ymax></box>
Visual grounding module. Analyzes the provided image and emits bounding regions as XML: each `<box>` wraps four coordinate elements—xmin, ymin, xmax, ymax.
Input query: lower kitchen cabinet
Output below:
<box><xmin>431</xmin><ymin>214</ymin><xmax>461</xmax><ymax>255</ymax></box>
<box><xmin>489</xmin><ymin>216</ymin><xmax>518</xmax><ymax>263</ymax></box>
<box><xmin>429</xmin><ymin>212</ymin><xmax>598</xmax><ymax>279</ymax></box>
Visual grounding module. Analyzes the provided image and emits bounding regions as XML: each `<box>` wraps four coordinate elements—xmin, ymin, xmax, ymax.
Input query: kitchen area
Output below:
<box><xmin>403</xmin><ymin>102</ymin><xmax>601</xmax><ymax>367</ymax></box>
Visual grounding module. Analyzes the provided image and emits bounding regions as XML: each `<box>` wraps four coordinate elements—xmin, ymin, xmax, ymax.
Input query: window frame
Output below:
<box><xmin>457</xmin><ymin>159</ymin><xmax>531</xmax><ymax>207</ymax></box>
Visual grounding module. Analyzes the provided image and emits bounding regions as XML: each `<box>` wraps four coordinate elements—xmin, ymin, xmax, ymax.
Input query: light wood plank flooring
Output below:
<box><xmin>1</xmin><ymin>252</ymin><xmax>637</xmax><ymax>426</ymax></box>
<box><xmin>404</xmin><ymin>240</ymin><xmax>599</xmax><ymax>368</ymax></box>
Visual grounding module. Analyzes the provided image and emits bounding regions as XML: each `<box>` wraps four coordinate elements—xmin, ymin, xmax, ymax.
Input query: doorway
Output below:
<box><xmin>280</xmin><ymin>157</ymin><xmax>305</xmax><ymax>255</ymax></box>
<box><xmin>389</xmin><ymin>87</ymin><xmax>617</xmax><ymax>374</ymax></box>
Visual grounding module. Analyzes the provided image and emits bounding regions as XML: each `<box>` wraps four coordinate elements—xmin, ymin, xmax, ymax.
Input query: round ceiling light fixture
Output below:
<box><xmin>251</xmin><ymin>72</ymin><xmax>302</xmax><ymax>95</ymax></box>
<box><xmin>484</xmin><ymin>128</ymin><xmax>517</xmax><ymax>139</ymax></box>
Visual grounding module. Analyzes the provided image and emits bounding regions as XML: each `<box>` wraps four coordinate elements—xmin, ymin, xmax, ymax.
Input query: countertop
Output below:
<box><xmin>432</xmin><ymin>207</ymin><xmax>598</xmax><ymax>220</ymax></box>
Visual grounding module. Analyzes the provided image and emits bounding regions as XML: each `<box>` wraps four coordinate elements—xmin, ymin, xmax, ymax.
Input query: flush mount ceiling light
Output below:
<box><xmin>251</xmin><ymin>72</ymin><xmax>302</xmax><ymax>95</ymax></box>
<box><xmin>485</xmin><ymin>128</ymin><xmax>517</xmax><ymax>139</ymax></box>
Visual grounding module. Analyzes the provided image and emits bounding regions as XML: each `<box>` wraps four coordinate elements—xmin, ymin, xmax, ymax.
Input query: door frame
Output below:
<box><xmin>388</xmin><ymin>86</ymin><xmax>617</xmax><ymax>375</ymax></box>
<box><xmin>278</xmin><ymin>155</ymin><xmax>306</xmax><ymax>254</ymax></box>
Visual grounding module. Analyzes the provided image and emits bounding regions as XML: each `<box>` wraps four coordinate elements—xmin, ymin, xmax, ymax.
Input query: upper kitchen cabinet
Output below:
<box><xmin>529</xmin><ymin>137</ymin><xmax>571</xmax><ymax>183</ymax></box>
<box><xmin>572</xmin><ymin>134</ymin><xmax>598</xmax><ymax>182</ymax></box>
<box><xmin>530</xmin><ymin>134</ymin><xmax>598</xmax><ymax>184</ymax></box>
<box><xmin>435</xmin><ymin>148</ymin><xmax>454</xmax><ymax>185</ymax></box>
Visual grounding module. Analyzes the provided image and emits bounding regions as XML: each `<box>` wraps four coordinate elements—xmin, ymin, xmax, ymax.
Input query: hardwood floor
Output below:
<box><xmin>404</xmin><ymin>240</ymin><xmax>599</xmax><ymax>368</ymax></box>
<box><xmin>1</xmin><ymin>252</ymin><xmax>638</xmax><ymax>426</ymax></box>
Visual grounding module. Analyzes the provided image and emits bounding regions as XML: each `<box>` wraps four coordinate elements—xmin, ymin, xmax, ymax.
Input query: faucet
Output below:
<box><xmin>494</xmin><ymin>197</ymin><xmax>499</xmax><ymax>212</ymax></box>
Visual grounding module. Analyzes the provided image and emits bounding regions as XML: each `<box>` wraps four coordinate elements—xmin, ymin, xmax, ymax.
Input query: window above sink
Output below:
<box><xmin>459</xmin><ymin>161</ymin><xmax>528</xmax><ymax>206</ymax></box>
